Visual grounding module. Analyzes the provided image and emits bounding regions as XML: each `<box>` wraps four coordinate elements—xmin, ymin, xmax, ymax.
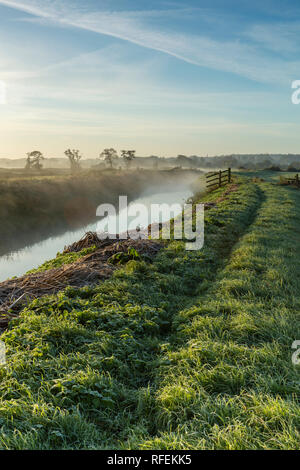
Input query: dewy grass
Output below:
<box><xmin>0</xmin><ymin>177</ymin><xmax>299</xmax><ymax>449</ymax></box>
<box><xmin>26</xmin><ymin>246</ymin><xmax>98</xmax><ymax>274</ymax></box>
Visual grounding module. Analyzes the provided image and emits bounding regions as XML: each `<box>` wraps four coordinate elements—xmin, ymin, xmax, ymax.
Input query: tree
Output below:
<box><xmin>99</xmin><ymin>148</ymin><xmax>119</xmax><ymax>169</ymax></box>
<box><xmin>152</xmin><ymin>156</ymin><xmax>159</xmax><ymax>169</ymax></box>
<box><xmin>255</xmin><ymin>158</ymin><xmax>272</xmax><ymax>170</ymax></box>
<box><xmin>223</xmin><ymin>155</ymin><xmax>238</xmax><ymax>168</ymax></box>
<box><xmin>121</xmin><ymin>150</ymin><xmax>136</xmax><ymax>169</ymax></box>
<box><xmin>25</xmin><ymin>151</ymin><xmax>45</xmax><ymax>171</ymax></box>
<box><xmin>288</xmin><ymin>162</ymin><xmax>300</xmax><ymax>171</ymax></box>
<box><xmin>65</xmin><ymin>149</ymin><xmax>82</xmax><ymax>173</ymax></box>
<box><xmin>176</xmin><ymin>154</ymin><xmax>191</xmax><ymax>168</ymax></box>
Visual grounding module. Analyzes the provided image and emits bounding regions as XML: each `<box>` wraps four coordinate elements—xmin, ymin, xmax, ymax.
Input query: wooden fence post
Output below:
<box><xmin>296</xmin><ymin>174</ymin><xmax>299</xmax><ymax>187</ymax></box>
<box><xmin>228</xmin><ymin>167</ymin><xmax>231</xmax><ymax>183</ymax></box>
<box><xmin>219</xmin><ymin>170</ymin><xmax>222</xmax><ymax>188</ymax></box>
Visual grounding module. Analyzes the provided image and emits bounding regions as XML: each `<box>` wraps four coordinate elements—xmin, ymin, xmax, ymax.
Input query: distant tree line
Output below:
<box><xmin>99</xmin><ymin>149</ymin><xmax>136</xmax><ymax>169</ymax></box>
<box><xmin>24</xmin><ymin>150</ymin><xmax>300</xmax><ymax>172</ymax></box>
<box><xmin>170</xmin><ymin>154</ymin><xmax>300</xmax><ymax>171</ymax></box>
<box><xmin>25</xmin><ymin>148</ymin><xmax>136</xmax><ymax>173</ymax></box>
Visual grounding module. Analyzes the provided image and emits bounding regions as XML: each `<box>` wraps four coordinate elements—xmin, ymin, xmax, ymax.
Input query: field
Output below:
<box><xmin>0</xmin><ymin>172</ymin><xmax>299</xmax><ymax>449</ymax></box>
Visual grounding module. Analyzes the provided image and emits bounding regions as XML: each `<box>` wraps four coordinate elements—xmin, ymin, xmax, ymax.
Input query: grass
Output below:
<box><xmin>239</xmin><ymin>168</ymin><xmax>300</xmax><ymax>183</ymax></box>
<box><xmin>136</xmin><ymin>181</ymin><xmax>300</xmax><ymax>450</ymax></box>
<box><xmin>26</xmin><ymin>246</ymin><xmax>98</xmax><ymax>274</ymax></box>
<box><xmin>0</xmin><ymin>175</ymin><xmax>299</xmax><ymax>449</ymax></box>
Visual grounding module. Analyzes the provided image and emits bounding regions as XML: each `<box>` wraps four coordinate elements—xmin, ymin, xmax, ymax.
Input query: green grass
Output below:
<box><xmin>136</xmin><ymin>181</ymin><xmax>300</xmax><ymax>450</ymax></box>
<box><xmin>239</xmin><ymin>168</ymin><xmax>300</xmax><ymax>183</ymax></box>
<box><xmin>0</xmin><ymin>176</ymin><xmax>299</xmax><ymax>449</ymax></box>
<box><xmin>26</xmin><ymin>246</ymin><xmax>98</xmax><ymax>274</ymax></box>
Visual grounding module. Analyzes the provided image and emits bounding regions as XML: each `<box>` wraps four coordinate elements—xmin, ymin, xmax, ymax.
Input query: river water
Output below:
<box><xmin>0</xmin><ymin>187</ymin><xmax>192</xmax><ymax>282</ymax></box>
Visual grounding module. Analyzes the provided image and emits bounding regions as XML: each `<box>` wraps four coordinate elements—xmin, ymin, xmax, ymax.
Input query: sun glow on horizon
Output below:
<box><xmin>0</xmin><ymin>1</ymin><xmax>300</xmax><ymax>157</ymax></box>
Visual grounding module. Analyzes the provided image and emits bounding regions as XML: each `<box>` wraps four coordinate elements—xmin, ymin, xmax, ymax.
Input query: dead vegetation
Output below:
<box><xmin>0</xmin><ymin>233</ymin><xmax>161</xmax><ymax>329</ymax></box>
<box><xmin>200</xmin><ymin>183</ymin><xmax>239</xmax><ymax>209</ymax></box>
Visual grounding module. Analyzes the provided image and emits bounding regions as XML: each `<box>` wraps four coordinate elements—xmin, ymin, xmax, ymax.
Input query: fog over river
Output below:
<box><xmin>0</xmin><ymin>186</ymin><xmax>193</xmax><ymax>282</ymax></box>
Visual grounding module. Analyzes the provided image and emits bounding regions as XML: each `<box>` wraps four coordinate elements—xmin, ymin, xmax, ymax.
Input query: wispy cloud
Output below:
<box><xmin>244</xmin><ymin>22</ymin><xmax>300</xmax><ymax>53</ymax></box>
<box><xmin>0</xmin><ymin>0</ymin><xmax>299</xmax><ymax>84</ymax></box>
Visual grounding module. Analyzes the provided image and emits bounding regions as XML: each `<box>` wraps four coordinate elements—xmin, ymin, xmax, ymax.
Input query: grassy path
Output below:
<box><xmin>0</xmin><ymin>178</ymin><xmax>299</xmax><ymax>449</ymax></box>
<box><xmin>134</xmin><ymin>181</ymin><xmax>300</xmax><ymax>450</ymax></box>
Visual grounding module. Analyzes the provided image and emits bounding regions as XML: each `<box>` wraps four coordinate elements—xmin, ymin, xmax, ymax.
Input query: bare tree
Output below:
<box><xmin>99</xmin><ymin>148</ymin><xmax>119</xmax><ymax>169</ymax></box>
<box><xmin>65</xmin><ymin>149</ymin><xmax>82</xmax><ymax>173</ymax></box>
<box><xmin>25</xmin><ymin>151</ymin><xmax>45</xmax><ymax>171</ymax></box>
<box><xmin>121</xmin><ymin>150</ymin><xmax>136</xmax><ymax>169</ymax></box>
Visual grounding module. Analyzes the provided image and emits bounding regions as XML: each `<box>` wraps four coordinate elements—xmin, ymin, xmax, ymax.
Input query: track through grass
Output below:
<box><xmin>134</xmin><ymin>181</ymin><xmax>300</xmax><ymax>450</ymax></box>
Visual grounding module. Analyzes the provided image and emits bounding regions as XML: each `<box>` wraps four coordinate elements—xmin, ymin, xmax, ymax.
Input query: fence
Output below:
<box><xmin>206</xmin><ymin>168</ymin><xmax>231</xmax><ymax>190</ymax></box>
<box><xmin>285</xmin><ymin>174</ymin><xmax>300</xmax><ymax>187</ymax></box>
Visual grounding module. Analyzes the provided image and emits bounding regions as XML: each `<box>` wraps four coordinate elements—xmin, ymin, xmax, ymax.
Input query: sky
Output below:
<box><xmin>0</xmin><ymin>0</ymin><xmax>300</xmax><ymax>158</ymax></box>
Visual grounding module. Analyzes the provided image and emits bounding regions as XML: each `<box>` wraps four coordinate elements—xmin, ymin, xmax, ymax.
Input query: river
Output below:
<box><xmin>0</xmin><ymin>187</ymin><xmax>192</xmax><ymax>282</ymax></box>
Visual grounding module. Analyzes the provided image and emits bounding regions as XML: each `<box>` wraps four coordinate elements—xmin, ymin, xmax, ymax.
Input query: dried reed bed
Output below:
<box><xmin>0</xmin><ymin>233</ymin><xmax>161</xmax><ymax>329</ymax></box>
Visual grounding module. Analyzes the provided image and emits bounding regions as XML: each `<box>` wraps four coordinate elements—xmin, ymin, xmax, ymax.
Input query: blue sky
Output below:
<box><xmin>0</xmin><ymin>0</ymin><xmax>300</xmax><ymax>158</ymax></box>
